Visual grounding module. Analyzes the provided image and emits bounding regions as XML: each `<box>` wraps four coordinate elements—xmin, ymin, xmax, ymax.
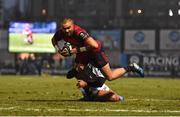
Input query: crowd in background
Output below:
<box><xmin>0</xmin><ymin>53</ymin><xmax>74</xmax><ymax>75</ymax></box>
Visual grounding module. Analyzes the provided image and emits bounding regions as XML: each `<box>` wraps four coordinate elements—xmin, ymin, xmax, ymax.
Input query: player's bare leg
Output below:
<box><xmin>101</xmin><ymin>63</ymin><xmax>144</xmax><ymax>81</ymax></box>
<box><xmin>101</xmin><ymin>63</ymin><xmax>126</xmax><ymax>81</ymax></box>
<box><xmin>95</xmin><ymin>90</ymin><xmax>124</xmax><ymax>102</ymax></box>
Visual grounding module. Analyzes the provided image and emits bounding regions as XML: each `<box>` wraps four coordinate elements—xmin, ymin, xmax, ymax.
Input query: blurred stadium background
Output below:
<box><xmin>0</xmin><ymin>0</ymin><xmax>180</xmax><ymax>77</ymax></box>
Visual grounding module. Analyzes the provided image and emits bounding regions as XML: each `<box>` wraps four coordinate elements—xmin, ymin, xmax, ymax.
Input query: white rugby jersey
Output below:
<box><xmin>79</xmin><ymin>63</ymin><xmax>106</xmax><ymax>87</ymax></box>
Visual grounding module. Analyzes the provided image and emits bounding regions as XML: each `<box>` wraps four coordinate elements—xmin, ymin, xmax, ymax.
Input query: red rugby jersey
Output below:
<box><xmin>52</xmin><ymin>25</ymin><xmax>89</xmax><ymax>47</ymax></box>
<box><xmin>52</xmin><ymin>25</ymin><xmax>102</xmax><ymax>64</ymax></box>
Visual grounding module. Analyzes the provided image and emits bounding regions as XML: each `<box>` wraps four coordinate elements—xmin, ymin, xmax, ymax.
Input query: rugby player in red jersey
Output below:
<box><xmin>23</xmin><ymin>24</ymin><xmax>33</xmax><ymax>44</ymax></box>
<box><xmin>51</xmin><ymin>18</ymin><xmax>144</xmax><ymax>81</ymax></box>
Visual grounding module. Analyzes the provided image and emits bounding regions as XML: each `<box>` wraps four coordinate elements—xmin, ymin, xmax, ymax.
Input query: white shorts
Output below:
<box><xmin>96</xmin><ymin>84</ymin><xmax>110</xmax><ymax>91</ymax></box>
<box><xmin>80</xmin><ymin>84</ymin><xmax>110</xmax><ymax>100</ymax></box>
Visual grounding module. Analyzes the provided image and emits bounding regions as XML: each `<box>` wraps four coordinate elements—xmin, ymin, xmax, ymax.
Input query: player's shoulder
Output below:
<box><xmin>74</xmin><ymin>25</ymin><xmax>90</xmax><ymax>40</ymax></box>
<box><xmin>74</xmin><ymin>25</ymin><xmax>87</xmax><ymax>34</ymax></box>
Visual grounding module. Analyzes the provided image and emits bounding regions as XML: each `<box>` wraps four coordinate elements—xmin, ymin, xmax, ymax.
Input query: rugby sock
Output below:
<box><xmin>124</xmin><ymin>65</ymin><xmax>134</xmax><ymax>72</ymax></box>
<box><xmin>119</xmin><ymin>96</ymin><xmax>124</xmax><ymax>102</ymax></box>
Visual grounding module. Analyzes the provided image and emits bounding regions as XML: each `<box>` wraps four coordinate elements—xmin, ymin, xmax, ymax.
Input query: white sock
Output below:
<box><xmin>119</xmin><ymin>96</ymin><xmax>124</xmax><ymax>101</ymax></box>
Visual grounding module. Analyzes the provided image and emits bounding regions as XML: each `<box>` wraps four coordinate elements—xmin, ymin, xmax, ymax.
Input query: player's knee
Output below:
<box><xmin>106</xmin><ymin>75</ymin><xmax>113</xmax><ymax>81</ymax></box>
<box><xmin>107</xmin><ymin>78</ymin><xmax>113</xmax><ymax>81</ymax></box>
<box><xmin>103</xmin><ymin>72</ymin><xmax>114</xmax><ymax>81</ymax></box>
<box><xmin>106</xmin><ymin>73</ymin><xmax>119</xmax><ymax>81</ymax></box>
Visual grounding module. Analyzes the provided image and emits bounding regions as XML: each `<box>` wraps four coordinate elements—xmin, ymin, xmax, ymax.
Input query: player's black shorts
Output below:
<box><xmin>90</xmin><ymin>47</ymin><xmax>108</xmax><ymax>68</ymax></box>
<box><xmin>75</xmin><ymin>45</ymin><xmax>108</xmax><ymax>68</ymax></box>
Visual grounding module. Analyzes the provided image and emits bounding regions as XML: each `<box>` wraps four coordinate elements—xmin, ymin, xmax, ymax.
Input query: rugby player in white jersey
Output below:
<box><xmin>67</xmin><ymin>63</ymin><xmax>124</xmax><ymax>102</ymax></box>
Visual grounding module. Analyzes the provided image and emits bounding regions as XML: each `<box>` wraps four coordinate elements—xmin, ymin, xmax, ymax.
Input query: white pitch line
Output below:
<box><xmin>45</xmin><ymin>108</ymin><xmax>180</xmax><ymax>113</ymax></box>
<box><xmin>0</xmin><ymin>106</ymin><xmax>18</xmax><ymax>110</ymax></box>
<box><xmin>0</xmin><ymin>107</ymin><xmax>180</xmax><ymax>113</ymax></box>
<box><xmin>127</xmin><ymin>98</ymin><xmax>180</xmax><ymax>102</ymax></box>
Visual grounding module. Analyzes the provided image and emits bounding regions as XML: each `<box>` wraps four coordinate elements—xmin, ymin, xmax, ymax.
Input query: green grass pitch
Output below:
<box><xmin>9</xmin><ymin>33</ymin><xmax>55</xmax><ymax>53</ymax></box>
<box><xmin>0</xmin><ymin>75</ymin><xmax>179</xmax><ymax>116</ymax></box>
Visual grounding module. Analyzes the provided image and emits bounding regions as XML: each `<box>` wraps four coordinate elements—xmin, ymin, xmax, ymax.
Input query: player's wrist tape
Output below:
<box><xmin>77</xmin><ymin>47</ymin><xmax>87</xmax><ymax>53</ymax></box>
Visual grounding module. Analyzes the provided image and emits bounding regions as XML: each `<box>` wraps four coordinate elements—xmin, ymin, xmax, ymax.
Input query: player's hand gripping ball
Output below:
<box><xmin>60</xmin><ymin>42</ymin><xmax>72</xmax><ymax>57</ymax></box>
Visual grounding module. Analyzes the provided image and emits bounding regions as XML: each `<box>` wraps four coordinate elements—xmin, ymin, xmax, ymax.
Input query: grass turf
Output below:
<box><xmin>9</xmin><ymin>33</ymin><xmax>55</xmax><ymax>53</ymax></box>
<box><xmin>0</xmin><ymin>75</ymin><xmax>179</xmax><ymax>116</ymax></box>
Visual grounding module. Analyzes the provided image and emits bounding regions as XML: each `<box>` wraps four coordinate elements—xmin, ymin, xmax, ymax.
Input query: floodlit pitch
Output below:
<box><xmin>0</xmin><ymin>75</ymin><xmax>179</xmax><ymax>116</ymax></box>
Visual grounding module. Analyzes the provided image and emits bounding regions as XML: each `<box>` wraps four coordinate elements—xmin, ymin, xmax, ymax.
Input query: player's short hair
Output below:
<box><xmin>61</xmin><ymin>18</ymin><xmax>74</xmax><ymax>26</ymax></box>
